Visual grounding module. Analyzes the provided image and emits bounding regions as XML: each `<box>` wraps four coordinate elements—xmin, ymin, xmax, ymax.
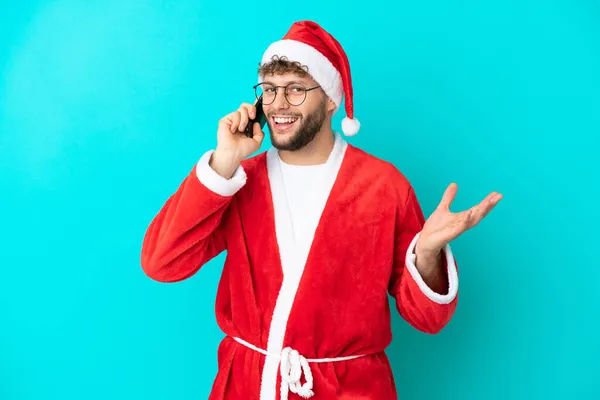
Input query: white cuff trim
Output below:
<box><xmin>195</xmin><ymin>150</ymin><xmax>246</xmax><ymax>197</ymax></box>
<box><xmin>405</xmin><ymin>231</ymin><xmax>459</xmax><ymax>304</ymax></box>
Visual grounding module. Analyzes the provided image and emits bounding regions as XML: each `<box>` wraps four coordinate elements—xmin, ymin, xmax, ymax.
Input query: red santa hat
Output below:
<box><xmin>259</xmin><ymin>20</ymin><xmax>361</xmax><ymax>136</ymax></box>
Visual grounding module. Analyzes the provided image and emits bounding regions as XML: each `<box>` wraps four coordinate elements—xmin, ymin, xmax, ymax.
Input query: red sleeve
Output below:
<box><xmin>140</xmin><ymin>150</ymin><xmax>246</xmax><ymax>283</ymax></box>
<box><xmin>388</xmin><ymin>185</ymin><xmax>459</xmax><ymax>334</ymax></box>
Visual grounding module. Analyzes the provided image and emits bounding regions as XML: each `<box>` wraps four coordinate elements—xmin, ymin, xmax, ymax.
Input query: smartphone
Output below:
<box><xmin>244</xmin><ymin>96</ymin><xmax>267</xmax><ymax>138</ymax></box>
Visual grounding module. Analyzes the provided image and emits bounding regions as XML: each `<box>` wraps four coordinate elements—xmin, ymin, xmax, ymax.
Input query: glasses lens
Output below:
<box><xmin>256</xmin><ymin>83</ymin><xmax>276</xmax><ymax>104</ymax></box>
<box><xmin>255</xmin><ymin>84</ymin><xmax>264</xmax><ymax>100</ymax></box>
<box><xmin>285</xmin><ymin>84</ymin><xmax>307</xmax><ymax>106</ymax></box>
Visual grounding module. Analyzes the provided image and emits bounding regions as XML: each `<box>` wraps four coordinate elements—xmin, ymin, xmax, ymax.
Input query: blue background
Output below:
<box><xmin>1</xmin><ymin>0</ymin><xmax>598</xmax><ymax>399</ymax></box>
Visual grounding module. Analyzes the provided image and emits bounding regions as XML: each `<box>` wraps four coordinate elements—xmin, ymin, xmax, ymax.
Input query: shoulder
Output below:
<box><xmin>345</xmin><ymin>144</ymin><xmax>414</xmax><ymax>198</ymax></box>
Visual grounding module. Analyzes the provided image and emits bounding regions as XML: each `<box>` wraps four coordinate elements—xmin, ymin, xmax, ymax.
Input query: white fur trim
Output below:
<box><xmin>259</xmin><ymin>39</ymin><xmax>343</xmax><ymax>110</ymax></box>
<box><xmin>195</xmin><ymin>150</ymin><xmax>246</xmax><ymax>197</ymax></box>
<box><xmin>405</xmin><ymin>231</ymin><xmax>459</xmax><ymax>304</ymax></box>
<box><xmin>260</xmin><ymin>132</ymin><xmax>348</xmax><ymax>400</ymax></box>
<box><xmin>341</xmin><ymin>117</ymin><xmax>360</xmax><ymax>136</ymax></box>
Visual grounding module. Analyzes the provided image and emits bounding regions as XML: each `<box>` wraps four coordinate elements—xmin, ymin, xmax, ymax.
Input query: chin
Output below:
<box><xmin>270</xmin><ymin>133</ymin><xmax>298</xmax><ymax>149</ymax></box>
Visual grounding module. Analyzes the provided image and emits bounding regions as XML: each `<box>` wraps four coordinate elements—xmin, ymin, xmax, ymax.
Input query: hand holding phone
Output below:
<box><xmin>244</xmin><ymin>96</ymin><xmax>267</xmax><ymax>138</ymax></box>
<box><xmin>214</xmin><ymin>100</ymin><xmax>266</xmax><ymax>169</ymax></box>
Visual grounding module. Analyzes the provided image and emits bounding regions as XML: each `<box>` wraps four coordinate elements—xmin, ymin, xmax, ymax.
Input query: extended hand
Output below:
<box><xmin>416</xmin><ymin>183</ymin><xmax>503</xmax><ymax>255</ymax></box>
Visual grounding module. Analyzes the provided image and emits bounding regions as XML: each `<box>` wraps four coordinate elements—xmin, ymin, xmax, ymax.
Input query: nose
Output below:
<box><xmin>271</xmin><ymin>87</ymin><xmax>290</xmax><ymax>110</ymax></box>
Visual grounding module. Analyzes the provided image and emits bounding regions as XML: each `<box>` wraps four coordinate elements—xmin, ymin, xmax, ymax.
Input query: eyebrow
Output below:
<box><xmin>262</xmin><ymin>79</ymin><xmax>310</xmax><ymax>86</ymax></box>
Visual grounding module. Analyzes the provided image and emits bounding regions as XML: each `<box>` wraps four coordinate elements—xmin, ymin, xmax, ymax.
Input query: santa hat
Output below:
<box><xmin>259</xmin><ymin>20</ymin><xmax>360</xmax><ymax>136</ymax></box>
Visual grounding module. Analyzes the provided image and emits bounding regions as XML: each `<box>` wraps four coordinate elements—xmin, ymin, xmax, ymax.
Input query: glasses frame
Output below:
<box><xmin>253</xmin><ymin>82</ymin><xmax>322</xmax><ymax>106</ymax></box>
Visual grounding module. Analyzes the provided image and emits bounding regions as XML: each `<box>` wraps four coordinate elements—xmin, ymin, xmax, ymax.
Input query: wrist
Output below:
<box><xmin>414</xmin><ymin>241</ymin><xmax>442</xmax><ymax>270</ymax></box>
<box><xmin>414</xmin><ymin>238</ymin><xmax>441</xmax><ymax>259</ymax></box>
<box><xmin>214</xmin><ymin>145</ymin><xmax>241</xmax><ymax>160</ymax></box>
<box><xmin>210</xmin><ymin>148</ymin><xmax>241</xmax><ymax>179</ymax></box>
<box><xmin>415</xmin><ymin>247</ymin><xmax>441</xmax><ymax>260</ymax></box>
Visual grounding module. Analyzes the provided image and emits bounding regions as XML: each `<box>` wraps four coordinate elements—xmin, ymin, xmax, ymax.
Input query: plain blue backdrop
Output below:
<box><xmin>1</xmin><ymin>0</ymin><xmax>598</xmax><ymax>399</ymax></box>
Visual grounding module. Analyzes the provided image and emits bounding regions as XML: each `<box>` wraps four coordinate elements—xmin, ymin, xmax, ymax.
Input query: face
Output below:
<box><xmin>260</xmin><ymin>73</ymin><xmax>334</xmax><ymax>151</ymax></box>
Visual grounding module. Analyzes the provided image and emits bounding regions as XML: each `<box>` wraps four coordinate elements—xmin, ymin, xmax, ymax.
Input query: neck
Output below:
<box><xmin>277</xmin><ymin>127</ymin><xmax>336</xmax><ymax>166</ymax></box>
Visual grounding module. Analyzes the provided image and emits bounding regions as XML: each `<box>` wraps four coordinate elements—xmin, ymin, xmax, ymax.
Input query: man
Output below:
<box><xmin>141</xmin><ymin>20</ymin><xmax>502</xmax><ymax>400</ymax></box>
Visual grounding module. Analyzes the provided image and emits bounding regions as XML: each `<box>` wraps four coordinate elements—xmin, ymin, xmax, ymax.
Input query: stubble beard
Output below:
<box><xmin>267</xmin><ymin>99</ymin><xmax>327</xmax><ymax>152</ymax></box>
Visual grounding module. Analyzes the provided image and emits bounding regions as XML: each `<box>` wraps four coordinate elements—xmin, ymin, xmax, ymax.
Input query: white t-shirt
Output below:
<box><xmin>278</xmin><ymin>158</ymin><xmax>328</xmax><ymax>253</ymax></box>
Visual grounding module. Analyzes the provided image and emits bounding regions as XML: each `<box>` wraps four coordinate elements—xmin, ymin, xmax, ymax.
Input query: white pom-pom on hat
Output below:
<box><xmin>342</xmin><ymin>117</ymin><xmax>360</xmax><ymax>136</ymax></box>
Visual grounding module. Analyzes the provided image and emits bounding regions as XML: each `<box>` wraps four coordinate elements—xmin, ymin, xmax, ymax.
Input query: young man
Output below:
<box><xmin>141</xmin><ymin>20</ymin><xmax>502</xmax><ymax>400</ymax></box>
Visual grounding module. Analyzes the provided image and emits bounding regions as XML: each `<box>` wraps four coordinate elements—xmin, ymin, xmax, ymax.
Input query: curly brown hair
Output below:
<box><xmin>258</xmin><ymin>54</ymin><xmax>311</xmax><ymax>78</ymax></box>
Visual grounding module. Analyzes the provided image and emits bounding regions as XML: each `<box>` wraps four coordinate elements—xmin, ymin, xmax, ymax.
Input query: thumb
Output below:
<box><xmin>252</xmin><ymin>122</ymin><xmax>265</xmax><ymax>146</ymax></box>
<box><xmin>438</xmin><ymin>182</ymin><xmax>458</xmax><ymax>210</ymax></box>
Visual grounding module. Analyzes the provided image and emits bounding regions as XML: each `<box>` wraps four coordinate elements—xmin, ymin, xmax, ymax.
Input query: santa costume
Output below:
<box><xmin>141</xmin><ymin>20</ymin><xmax>459</xmax><ymax>400</ymax></box>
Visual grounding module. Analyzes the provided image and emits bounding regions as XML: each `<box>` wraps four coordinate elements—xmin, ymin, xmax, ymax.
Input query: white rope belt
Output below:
<box><xmin>233</xmin><ymin>336</ymin><xmax>366</xmax><ymax>399</ymax></box>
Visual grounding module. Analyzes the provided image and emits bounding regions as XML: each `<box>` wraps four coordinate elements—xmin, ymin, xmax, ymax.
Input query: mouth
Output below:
<box><xmin>271</xmin><ymin>115</ymin><xmax>300</xmax><ymax>132</ymax></box>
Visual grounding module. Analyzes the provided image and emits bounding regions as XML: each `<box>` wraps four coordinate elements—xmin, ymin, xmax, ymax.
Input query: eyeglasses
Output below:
<box><xmin>253</xmin><ymin>82</ymin><xmax>321</xmax><ymax>106</ymax></box>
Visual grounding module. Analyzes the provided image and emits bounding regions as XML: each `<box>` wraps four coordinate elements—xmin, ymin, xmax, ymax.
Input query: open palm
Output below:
<box><xmin>416</xmin><ymin>183</ymin><xmax>503</xmax><ymax>255</ymax></box>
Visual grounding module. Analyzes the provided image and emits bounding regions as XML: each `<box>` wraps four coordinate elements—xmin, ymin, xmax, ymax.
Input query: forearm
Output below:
<box><xmin>141</xmin><ymin>168</ymin><xmax>228</xmax><ymax>282</ymax></box>
<box><xmin>414</xmin><ymin>249</ymin><xmax>448</xmax><ymax>295</ymax></box>
<box><xmin>142</xmin><ymin>150</ymin><xmax>246</xmax><ymax>282</ymax></box>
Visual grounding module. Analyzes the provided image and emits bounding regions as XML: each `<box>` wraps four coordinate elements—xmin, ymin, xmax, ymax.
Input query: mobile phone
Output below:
<box><xmin>244</xmin><ymin>96</ymin><xmax>267</xmax><ymax>138</ymax></box>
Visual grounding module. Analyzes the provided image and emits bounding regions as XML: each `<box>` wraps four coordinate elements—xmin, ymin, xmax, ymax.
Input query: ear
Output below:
<box><xmin>326</xmin><ymin>98</ymin><xmax>337</xmax><ymax>113</ymax></box>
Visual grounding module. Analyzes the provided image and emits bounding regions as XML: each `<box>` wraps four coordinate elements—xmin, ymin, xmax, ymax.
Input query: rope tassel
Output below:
<box><xmin>232</xmin><ymin>336</ymin><xmax>367</xmax><ymax>400</ymax></box>
<box><xmin>280</xmin><ymin>347</ymin><xmax>315</xmax><ymax>400</ymax></box>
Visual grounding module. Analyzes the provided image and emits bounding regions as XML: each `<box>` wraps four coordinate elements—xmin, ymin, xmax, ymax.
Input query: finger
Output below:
<box><xmin>218</xmin><ymin>113</ymin><xmax>234</xmax><ymax>132</ymax></box>
<box><xmin>240</xmin><ymin>102</ymin><xmax>256</xmax><ymax>120</ymax></box>
<box><xmin>252</xmin><ymin>122</ymin><xmax>265</xmax><ymax>146</ymax></box>
<box><xmin>480</xmin><ymin>192</ymin><xmax>503</xmax><ymax>219</ymax></box>
<box><xmin>480</xmin><ymin>191</ymin><xmax>501</xmax><ymax>213</ymax></box>
<box><xmin>438</xmin><ymin>182</ymin><xmax>458</xmax><ymax>211</ymax></box>
<box><xmin>466</xmin><ymin>192</ymin><xmax>502</xmax><ymax>226</ymax></box>
<box><xmin>229</xmin><ymin>111</ymin><xmax>241</xmax><ymax>133</ymax></box>
<box><xmin>238</xmin><ymin>107</ymin><xmax>250</xmax><ymax>132</ymax></box>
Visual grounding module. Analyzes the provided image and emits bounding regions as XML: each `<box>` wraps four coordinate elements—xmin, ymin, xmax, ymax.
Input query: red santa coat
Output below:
<box><xmin>141</xmin><ymin>132</ymin><xmax>459</xmax><ymax>400</ymax></box>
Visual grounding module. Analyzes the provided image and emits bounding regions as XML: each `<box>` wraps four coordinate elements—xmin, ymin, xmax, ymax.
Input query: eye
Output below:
<box><xmin>288</xmin><ymin>85</ymin><xmax>306</xmax><ymax>93</ymax></box>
